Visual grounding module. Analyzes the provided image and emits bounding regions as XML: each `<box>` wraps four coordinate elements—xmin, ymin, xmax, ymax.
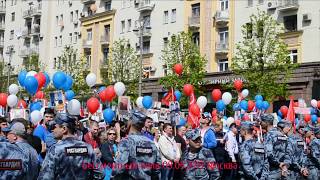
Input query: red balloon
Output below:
<box><xmin>173</xmin><ymin>63</ymin><xmax>183</xmax><ymax>75</ymax></box>
<box><xmin>35</xmin><ymin>91</ymin><xmax>45</xmax><ymax>99</ymax></box>
<box><xmin>280</xmin><ymin>106</ymin><xmax>288</xmax><ymax>117</ymax></box>
<box><xmin>105</xmin><ymin>85</ymin><xmax>116</xmax><ymax>102</ymax></box>
<box><xmin>233</xmin><ymin>80</ymin><xmax>243</xmax><ymax>91</ymax></box>
<box><xmin>317</xmin><ymin>101</ymin><xmax>320</xmax><ymax>109</ymax></box>
<box><xmin>243</xmin><ymin>115</ymin><xmax>250</xmax><ymax>121</ymax></box>
<box><xmin>211</xmin><ymin>109</ymin><xmax>217</xmax><ymax>117</ymax></box>
<box><xmin>304</xmin><ymin>114</ymin><xmax>311</xmax><ymax>123</ymax></box>
<box><xmin>35</xmin><ymin>72</ymin><xmax>46</xmax><ymax>89</ymax></box>
<box><xmin>99</xmin><ymin>89</ymin><xmax>108</xmax><ymax>103</ymax></box>
<box><xmin>294</xmin><ymin>102</ymin><xmax>299</xmax><ymax>107</ymax></box>
<box><xmin>87</xmin><ymin>97</ymin><xmax>100</xmax><ymax>114</ymax></box>
<box><xmin>17</xmin><ymin>100</ymin><xmax>27</xmax><ymax>109</ymax></box>
<box><xmin>0</xmin><ymin>93</ymin><xmax>8</xmax><ymax>107</ymax></box>
<box><xmin>183</xmin><ymin>84</ymin><xmax>194</xmax><ymax>96</ymax></box>
<box><xmin>248</xmin><ymin>100</ymin><xmax>255</xmax><ymax>112</ymax></box>
<box><xmin>211</xmin><ymin>89</ymin><xmax>222</xmax><ymax>102</ymax></box>
<box><xmin>189</xmin><ymin>104</ymin><xmax>200</xmax><ymax>116</ymax></box>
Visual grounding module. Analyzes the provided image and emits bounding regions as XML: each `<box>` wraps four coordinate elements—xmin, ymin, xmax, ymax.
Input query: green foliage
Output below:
<box><xmin>159</xmin><ymin>31</ymin><xmax>207</xmax><ymax>106</ymax></box>
<box><xmin>23</xmin><ymin>54</ymin><xmax>41</xmax><ymax>71</ymax></box>
<box><xmin>231</xmin><ymin>10</ymin><xmax>297</xmax><ymax>102</ymax></box>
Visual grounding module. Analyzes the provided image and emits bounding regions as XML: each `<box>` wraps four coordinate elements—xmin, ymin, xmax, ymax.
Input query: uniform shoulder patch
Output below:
<box><xmin>65</xmin><ymin>146</ymin><xmax>88</xmax><ymax>156</ymax></box>
<box><xmin>277</xmin><ymin>136</ymin><xmax>287</xmax><ymax>141</ymax></box>
<box><xmin>0</xmin><ymin>159</ymin><xmax>22</xmax><ymax>170</ymax></box>
<box><xmin>136</xmin><ymin>146</ymin><xmax>152</xmax><ymax>156</ymax></box>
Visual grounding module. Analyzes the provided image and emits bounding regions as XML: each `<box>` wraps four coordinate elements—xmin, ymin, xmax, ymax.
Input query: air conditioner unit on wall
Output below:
<box><xmin>303</xmin><ymin>13</ymin><xmax>312</xmax><ymax>22</ymax></box>
<box><xmin>267</xmin><ymin>1</ymin><xmax>277</xmax><ymax>10</ymax></box>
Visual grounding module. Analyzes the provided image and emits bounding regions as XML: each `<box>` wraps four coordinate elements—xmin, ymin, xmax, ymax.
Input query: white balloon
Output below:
<box><xmin>8</xmin><ymin>84</ymin><xmax>19</xmax><ymax>95</ymax></box>
<box><xmin>7</xmin><ymin>94</ymin><xmax>18</xmax><ymax>108</ymax></box>
<box><xmin>114</xmin><ymin>82</ymin><xmax>126</xmax><ymax>96</ymax></box>
<box><xmin>241</xmin><ymin>89</ymin><xmax>249</xmax><ymax>98</ymax></box>
<box><xmin>222</xmin><ymin>92</ymin><xmax>232</xmax><ymax>105</ymax></box>
<box><xmin>226</xmin><ymin>117</ymin><xmax>235</xmax><ymax>127</ymax></box>
<box><xmin>31</xmin><ymin>110</ymin><xmax>43</xmax><ymax>125</ymax></box>
<box><xmin>136</xmin><ymin>97</ymin><xmax>143</xmax><ymax>108</ymax></box>
<box><xmin>197</xmin><ymin>96</ymin><xmax>207</xmax><ymax>109</ymax></box>
<box><xmin>26</xmin><ymin>71</ymin><xmax>37</xmax><ymax>77</ymax></box>
<box><xmin>67</xmin><ymin>99</ymin><xmax>81</xmax><ymax>115</ymax></box>
<box><xmin>86</xmin><ymin>73</ymin><xmax>97</xmax><ymax>87</ymax></box>
<box><xmin>311</xmin><ymin>99</ymin><xmax>317</xmax><ymax>108</ymax></box>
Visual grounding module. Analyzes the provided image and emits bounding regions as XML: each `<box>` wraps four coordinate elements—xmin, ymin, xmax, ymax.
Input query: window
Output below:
<box><xmin>220</xmin><ymin>0</ymin><xmax>229</xmax><ymax>11</ymax></box>
<box><xmin>73</xmin><ymin>32</ymin><xmax>78</xmax><ymax>44</ymax></box>
<box><xmin>60</xmin><ymin>14</ymin><xmax>63</xmax><ymax>22</ymax></box>
<box><xmin>218</xmin><ymin>59</ymin><xmax>229</xmax><ymax>72</ymax></box>
<box><xmin>121</xmin><ymin>21</ymin><xmax>125</xmax><ymax>33</ymax></box>
<box><xmin>246</xmin><ymin>23</ymin><xmax>253</xmax><ymax>39</ymax></box>
<box><xmin>191</xmin><ymin>3</ymin><xmax>200</xmax><ymax>17</ymax></box>
<box><xmin>56</xmin><ymin>16</ymin><xmax>59</xmax><ymax>26</ymax></box>
<box><xmin>69</xmin><ymin>33</ymin><xmax>72</xmax><ymax>44</ymax></box>
<box><xmin>163</xmin><ymin>64</ymin><xmax>168</xmax><ymax>76</ymax></box>
<box><xmin>171</xmin><ymin>9</ymin><xmax>176</xmax><ymax>23</ymax></box>
<box><xmin>10</xmin><ymin>30</ymin><xmax>14</xmax><ymax>40</ymax></box>
<box><xmin>218</xmin><ymin>27</ymin><xmax>229</xmax><ymax>43</ymax></box>
<box><xmin>104</xmin><ymin>25</ymin><xmax>110</xmax><ymax>38</ymax></box>
<box><xmin>59</xmin><ymin>35</ymin><xmax>62</xmax><ymax>46</ymax></box>
<box><xmin>289</xmin><ymin>49</ymin><xmax>298</xmax><ymax>63</ymax></box>
<box><xmin>75</xmin><ymin>10</ymin><xmax>78</xmax><ymax>20</ymax></box>
<box><xmin>143</xmin><ymin>15</ymin><xmax>150</xmax><ymax>27</ymax></box>
<box><xmin>192</xmin><ymin>32</ymin><xmax>200</xmax><ymax>47</ymax></box>
<box><xmin>11</xmin><ymin>12</ymin><xmax>15</xmax><ymax>21</ymax></box>
<box><xmin>105</xmin><ymin>1</ymin><xmax>111</xmax><ymax>11</ymax></box>
<box><xmin>54</xmin><ymin>37</ymin><xmax>58</xmax><ymax>47</ymax></box>
<box><xmin>163</xmin><ymin>11</ymin><xmax>168</xmax><ymax>24</ymax></box>
<box><xmin>127</xmin><ymin>19</ymin><xmax>131</xmax><ymax>32</ymax></box>
<box><xmin>85</xmin><ymin>53</ymin><xmax>91</xmax><ymax>68</ymax></box>
<box><xmin>87</xmin><ymin>29</ymin><xmax>92</xmax><ymax>41</ymax></box>
<box><xmin>11</xmin><ymin>0</ymin><xmax>13</xmax><ymax>6</ymax></box>
<box><xmin>70</xmin><ymin>12</ymin><xmax>73</xmax><ymax>22</ymax></box>
<box><xmin>258</xmin><ymin>0</ymin><xmax>264</xmax><ymax>4</ymax></box>
<box><xmin>54</xmin><ymin>58</ymin><xmax>56</xmax><ymax>69</ymax></box>
<box><xmin>143</xmin><ymin>41</ymin><xmax>150</xmax><ymax>54</ymax></box>
<box><xmin>248</xmin><ymin>0</ymin><xmax>253</xmax><ymax>6</ymax></box>
<box><xmin>163</xmin><ymin>37</ymin><xmax>168</xmax><ymax>49</ymax></box>
<box><xmin>103</xmin><ymin>48</ymin><xmax>109</xmax><ymax>63</ymax></box>
<box><xmin>284</xmin><ymin>15</ymin><xmax>297</xmax><ymax>32</ymax></box>
<box><xmin>122</xmin><ymin>0</ymin><xmax>126</xmax><ymax>8</ymax></box>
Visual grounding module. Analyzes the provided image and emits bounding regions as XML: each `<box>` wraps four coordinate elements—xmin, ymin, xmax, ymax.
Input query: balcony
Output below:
<box><xmin>83</xmin><ymin>39</ymin><xmax>92</xmax><ymax>49</ymax></box>
<box><xmin>100</xmin><ymin>35</ymin><xmax>110</xmax><ymax>45</ymax></box>
<box><xmin>214</xmin><ymin>10</ymin><xmax>229</xmax><ymax>25</ymax></box>
<box><xmin>0</xmin><ymin>23</ymin><xmax>5</xmax><ymax>31</ymax></box>
<box><xmin>22</xmin><ymin>30</ymin><xmax>32</xmax><ymax>39</ymax></box>
<box><xmin>142</xmin><ymin>28</ymin><xmax>152</xmax><ymax>37</ymax></box>
<box><xmin>215</xmin><ymin>42</ymin><xmax>229</xmax><ymax>54</ymax></box>
<box><xmin>278</xmin><ymin>0</ymin><xmax>299</xmax><ymax>11</ymax></box>
<box><xmin>188</xmin><ymin>16</ymin><xmax>200</xmax><ymax>28</ymax></box>
<box><xmin>137</xmin><ymin>0</ymin><xmax>155</xmax><ymax>12</ymax></box>
<box><xmin>19</xmin><ymin>47</ymin><xmax>39</xmax><ymax>57</ymax></box>
<box><xmin>0</xmin><ymin>6</ymin><xmax>5</xmax><ymax>14</ymax></box>
<box><xmin>23</xmin><ymin>9</ymin><xmax>32</xmax><ymax>19</ymax></box>
<box><xmin>0</xmin><ymin>41</ymin><xmax>3</xmax><ymax>48</ymax></box>
<box><xmin>32</xmin><ymin>6</ymin><xmax>42</xmax><ymax>16</ymax></box>
<box><xmin>81</xmin><ymin>0</ymin><xmax>95</xmax><ymax>4</ymax></box>
<box><xmin>30</xmin><ymin>27</ymin><xmax>40</xmax><ymax>36</ymax></box>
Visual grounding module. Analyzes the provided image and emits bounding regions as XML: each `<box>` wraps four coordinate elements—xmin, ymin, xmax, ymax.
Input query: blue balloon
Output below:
<box><xmin>103</xmin><ymin>108</ymin><xmax>115</xmax><ymax>124</ymax></box>
<box><xmin>24</xmin><ymin>76</ymin><xmax>39</xmax><ymax>95</ymax></box>
<box><xmin>256</xmin><ymin>100</ymin><xmax>263</xmax><ymax>110</ymax></box>
<box><xmin>142</xmin><ymin>96</ymin><xmax>153</xmax><ymax>109</ymax></box>
<box><xmin>62</xmin><ymin>75</ymin><xmax>73</xmax><ymax>91</ymax></box>
<box><xmin>277</xmin><ymin>110</ymin><xmax>283</xmax><ymax>118</ymax></box>
<box><xmin>43</xmin><ymin>72</ymin><xmax>51</xmax><ymax>88</ymax></box>
<box><xmin>179</xmin><ymin>118</ymin><xmax>186</xmax><ymax>126</ymax></box>
<box><xmin>98</xmin><ymin>86</ymin><xmax>106</xmax><ymax>93</ymax></box>
<box><xmin>232</xmin><ymin>103</ymin><xmax>240</xmax><ymax>111</ymax></box>
<box><xmin>240</xmin><ymin>100</ymin><xmax>248</xmax><ymax>111</ymax></box>
<box><xmin>53</xmin><ymin>71</ymin><xmax>67</xmax><ymax>89</ymax></box>
<box><xmin>65</xmin><ymin>90</ymin><xmax>75</xmax><ymax>101</ymax></box>
<box><xmin>311</xmin><ymin>114</ymin><xmax>318</xmax><ymax>124</ymax></box>
<box><xmin>311</xmin><ymin>108</ymin><xmax>317</xmax><ymax>115</ymax></box>
<box><xmin>216</xmin><ymin>100</ymin><xmax>225</xmax><ymax>112</ymax></box>
<box><xmin>174</xmin><ymin>90</ymin><xmax>182</xmax><ymax>101</ymax></box>
<box><xmin>262</xmin><ymin>101</ymin><xmax>270</xmax><ymax>110</ymax></box>
<box><xmin>18</xmin><ymin>70</ymin><xmax>27</xmax><ymax>87</ymax></box>
<box><xmin>255</xmin><ymin>95</ymin><xmax>263</xmax><ymax>102</ymax></box>
<box><xmin>30</xmin><ymin>102</ymin><xmax>42</xmax><ymax>112</ymax></box>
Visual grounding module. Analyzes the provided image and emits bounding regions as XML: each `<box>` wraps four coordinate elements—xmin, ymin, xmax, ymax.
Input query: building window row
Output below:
<box><xmin>121</xmin><ymin>19</ymin><xmax>132</xmax><ymax>33</ymax></box>
<box><xmin>54</xmin><ymin>33</ymin><xmax>78</xmax><ymax>47</ymax></box>
<box><xmin>70</xmin><ymin>10</ymin><xmax>79</xmax><ymax>23</ymax></box>
<box><xmin>247</xmin><ymin>0</ymin><xmax>265</xmax><ymax>7</ymax></box>
<box><xmin>163</xmin><ymin>9</ymin><xmax>176</xmax><ymax>24</ymax></box>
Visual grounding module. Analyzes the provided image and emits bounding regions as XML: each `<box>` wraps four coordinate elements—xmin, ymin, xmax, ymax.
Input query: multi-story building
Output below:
<box><xmin>0</xmin><ymin>0</ymin><xmax>5</xmax><ymax>63</ymax></box>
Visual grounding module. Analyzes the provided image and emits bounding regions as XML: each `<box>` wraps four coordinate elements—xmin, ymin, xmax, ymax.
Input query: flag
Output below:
<box><xmin>161</xmin><ymin>88</ymin><xmax>176</xmax><ymax>106</ymax></box>
<box><xmin>286</xmin><ymin>98</ymin><xmax>296</xmax><ymax>133</ymax></box>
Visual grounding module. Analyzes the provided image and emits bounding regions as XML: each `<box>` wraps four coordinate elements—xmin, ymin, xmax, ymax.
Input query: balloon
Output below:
<box><xmin>67</xmin><ymin>99</ymin><xmax>81</xmax><ymax>115</ymax></box>
<box><xmin>30</xmin><ymin>102</ymin><xmax>42</xmax><ymax>112</ymax></box>
<box><xmin>53</xmin><ymin>71</ymin><xmax>67</xmax><ymax>89</ymax></box>
<box><xmin>0</xmin><ymin>93</ymin><xmax>8</xmax><ymax>107</ymax></box>
<box><xmin>179</xmin><ymin>118</ymin><xmax>187</xmax><ymax>126</ymax></box>
<box><xmin>222</xmin><ymin>92</ymin><xmax>232</xmax><ymax>105</ymax></box>
<box><xmin>243</xmin><ymin>115</ymin><xmax>249</xmax><ymax>121</ymax></box>
<box><xmin>62</xmin><ymin>75</ymin><xmax>73</xmax><ymax>91</ymax></box>
<box><xmin>114</xmin><ymin>82</ymin><xmax>126</xmax><ymax>96</ymax></box>
<box><xmin>24</xmin><ymin>76</ymin><xmax>39</xmax><ymax>95</ymax></box>
<box><xmin>248</xmin><ymin>100</ymin><xmax>255</xmax><ymax>111</ymax></box>
<box><xmin>311</xmin><ymin>114</ymin><xmax>318</xmax><ymax>124</ymax></box>
<box><xmin>255</xmin><ymin>95</ymin><xmax>263</xmax><ymax>101</ymax></box>
<box><xmin>304</xmin><ymin>114</ymin><xmax>311</xmax><ymax>123</ymax></box>
<box><xmin>233</xmin><ymin>80</ymin><xmax>243</xmax><ymax>91</ymax></box>
<box><xmin>232</xmin><ymin>103</ymin><xmax>240</xmax><ymax>111</ymax></box>
<box><xmin>136</xmin><ymin>97</ymin><xmax>143</xmax><ymax>108</ymax></box>
<box><xmin>277</xmin><ymin>110</ymin><xmax>283</xmax><ymax>118</ymax></box>
<box><xmin>7</xmin><ymin>94</ymin><xmax>18</xmax><ymax>108</ymax></box>
<box><xmin>98</xmin><ymin>86</ymin><xmax>106</xmax><ymax>93</ymax></box>
<box><xmin>226</xmin><ymin>117</ymin><xmax>235</xmax><ymax>127</ymax></box>
<box><xmin>86</xmin><ymin>97</ymin><xmax>100</xmax><ymax>114</ymax></box>
<box><xmin>103</xmin><ymin>108</ymin><xmax>115</xmax><ymax>124</ymax></box>
<box><xmin>142</xmin><ymin>96</ymin><xmax>153</xmax><ymax>109</ymax></box>
<box><xmin>86</xmin><ymin>73</ymin><xmax>97</xmax><ymax>87</ymax></box>
<box><xmin>35</xmin><ymin>91</ymin><xmax>45</xmax><ymax>99</ymax></box>
<box><xmin>105</xmin><ymin>85</ymin><xmax>116</xmax><ymax>102</ymax></box>
<box><xmin>30</xmin><ymin>110</ymin><xmax>43</xmax><ymax>125</ymax></box>
<box><xmin>189</xmin><ymin>104</ymin><xmax>200</xmax><ymax>116</ymax></box>
<box><xmin>17</xmin><ymin>99</ymin><xmax>27</xmax><ymax>109</ymax></box>
<box><xmin>18</xmin><ymin>70</ymin><xmax>27</xmax><ymax>87</ymax></box>
<box><xmin>8</xmin><ymin>84</ymin><xmax>19</xmax><ymax>95</ymax></box>
<box><xmin>173</xmin><ymin>63</ymin><xmax>183</xmax><ymax>75</ymax></box>
<box><xmin>311</xmin><ymin>99</ymin><xmax>317</xmax><ymax>108</ymax></box>
<box><xmin>26</xmin><ymin>71</ymin><xmax>37</xmax><ymax>77</ymax></box>
<box><xmin>174</xmin><ymin>90</ymin><xmax>182</xmax><ymax>101</ymax></box>
<box><xmin>65</xmin><ymin>90</ymin><xmax>75</xmax><ymax>101</ymax></box>
<box><xmin>211</xmin><ymin>109</ymin><xmax>217</xmax><ymax>117</ymax></box>
<box><xmin>241</xmin><ymin>89</ymin><xmax>249</xmax><ymax>98</ymax></box>
<box><xmin>99</xmin><ymin>89</ymin><xmax>108</xmax><ymax>103</ymax></box>
<box><xmin>216</xmin><ymin>100</ymin><xmax>226</xmax><ymax>112</ymax></box>
<box><xmin>43</xmin><ymin>72</ymin><xmax>51</xmax><ymax>88</ymax></box>
<box><xmin>197</xmin><ymin>96</ymin><xmax>207</xmax><ymax>109</ymax></box>
<box><xmin>280</xmin><ymin>106</ymin><xmax>288</xmax><ymax>117</ymax></box>
<box><xmin>211</xmin><ymin>89</ymin><xmax>222</xmax><ymax>102</ymax></box>
<box><xmin>240</xmin><ymin>100</ymin><xmax>248</xmax><ymax>111</ymax></box>
<box><xmin>183</xmin><ymin>84</ymin><xmax>194</xmax><ymax>96</ymax></box>
<box><xmin>255</xmin><ymin>100</ymin><xmax>263</xmax><ymax>110</ymax></box>
<box><xmin>262</xmin><ymin>101</ymin><xmax>270</xmax><ymax>110</ymax></box>
<box><xmin>35</xmin><ymin>72</ymin><xmax>46</xmax><ymax>89</ymax></box>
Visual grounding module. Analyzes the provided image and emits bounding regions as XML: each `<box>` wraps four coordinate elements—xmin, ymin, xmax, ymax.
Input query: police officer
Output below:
<box><xmin>38</xmin><ymin>113</ymin><xmax>105</xmax><ymax>180</ymax></box>
<box><xmin>112</xmin><ymin>110</ymin><xmax>161</xmax><ymax>180</ymax></box>
<box><xmin>306</xmin><ymin>126</ymin><xmax>320</xmax><ymax>179</ymax></box>
<box><xmin>239</xmin><ymin>121</ymin><xmax>269</xmax><ymax>180</ymax></box>
<box><xmin>182</xmin><ymin>129</ymin><xmax>220</xmax><ymax>180</ymax></box>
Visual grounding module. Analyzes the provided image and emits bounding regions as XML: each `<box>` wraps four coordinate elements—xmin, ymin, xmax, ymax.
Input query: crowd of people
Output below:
<box><xmin>0</xmin><ymin>107</ymin><xmax>320</xmax><ymax>180</ymax></box>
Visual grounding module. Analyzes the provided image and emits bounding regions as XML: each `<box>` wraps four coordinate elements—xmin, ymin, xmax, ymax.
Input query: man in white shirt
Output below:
<box><xmin>158</xmin><ymin>123</ymin><xmax>180</xmax><ymax>180</ymax></box>
<box><xmin>224</xmin><ymin>123</ymin><xmax>240</xmax><ymax>179</ymax></box>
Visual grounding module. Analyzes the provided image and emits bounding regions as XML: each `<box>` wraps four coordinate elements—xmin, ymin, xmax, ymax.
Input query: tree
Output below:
<box><xmin>104</xmin><ymin>38</ymin><xmax>139</xmax><ymax>97</ymax></box>
<box><xmin>231</xmin><ymin>10</ymin><xmax>297</xmax><ymax>102</ymax></box>
<box><xmin>159</xmin><ymin>31</ymin><xmax>207</xmax><ymax>106</ymax></box>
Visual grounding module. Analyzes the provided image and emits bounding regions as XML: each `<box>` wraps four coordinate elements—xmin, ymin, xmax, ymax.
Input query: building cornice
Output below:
<box><xmin>80</xmin><ymin>9</ymin><xmax>116</xmax><ymax>22</ymax></box>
